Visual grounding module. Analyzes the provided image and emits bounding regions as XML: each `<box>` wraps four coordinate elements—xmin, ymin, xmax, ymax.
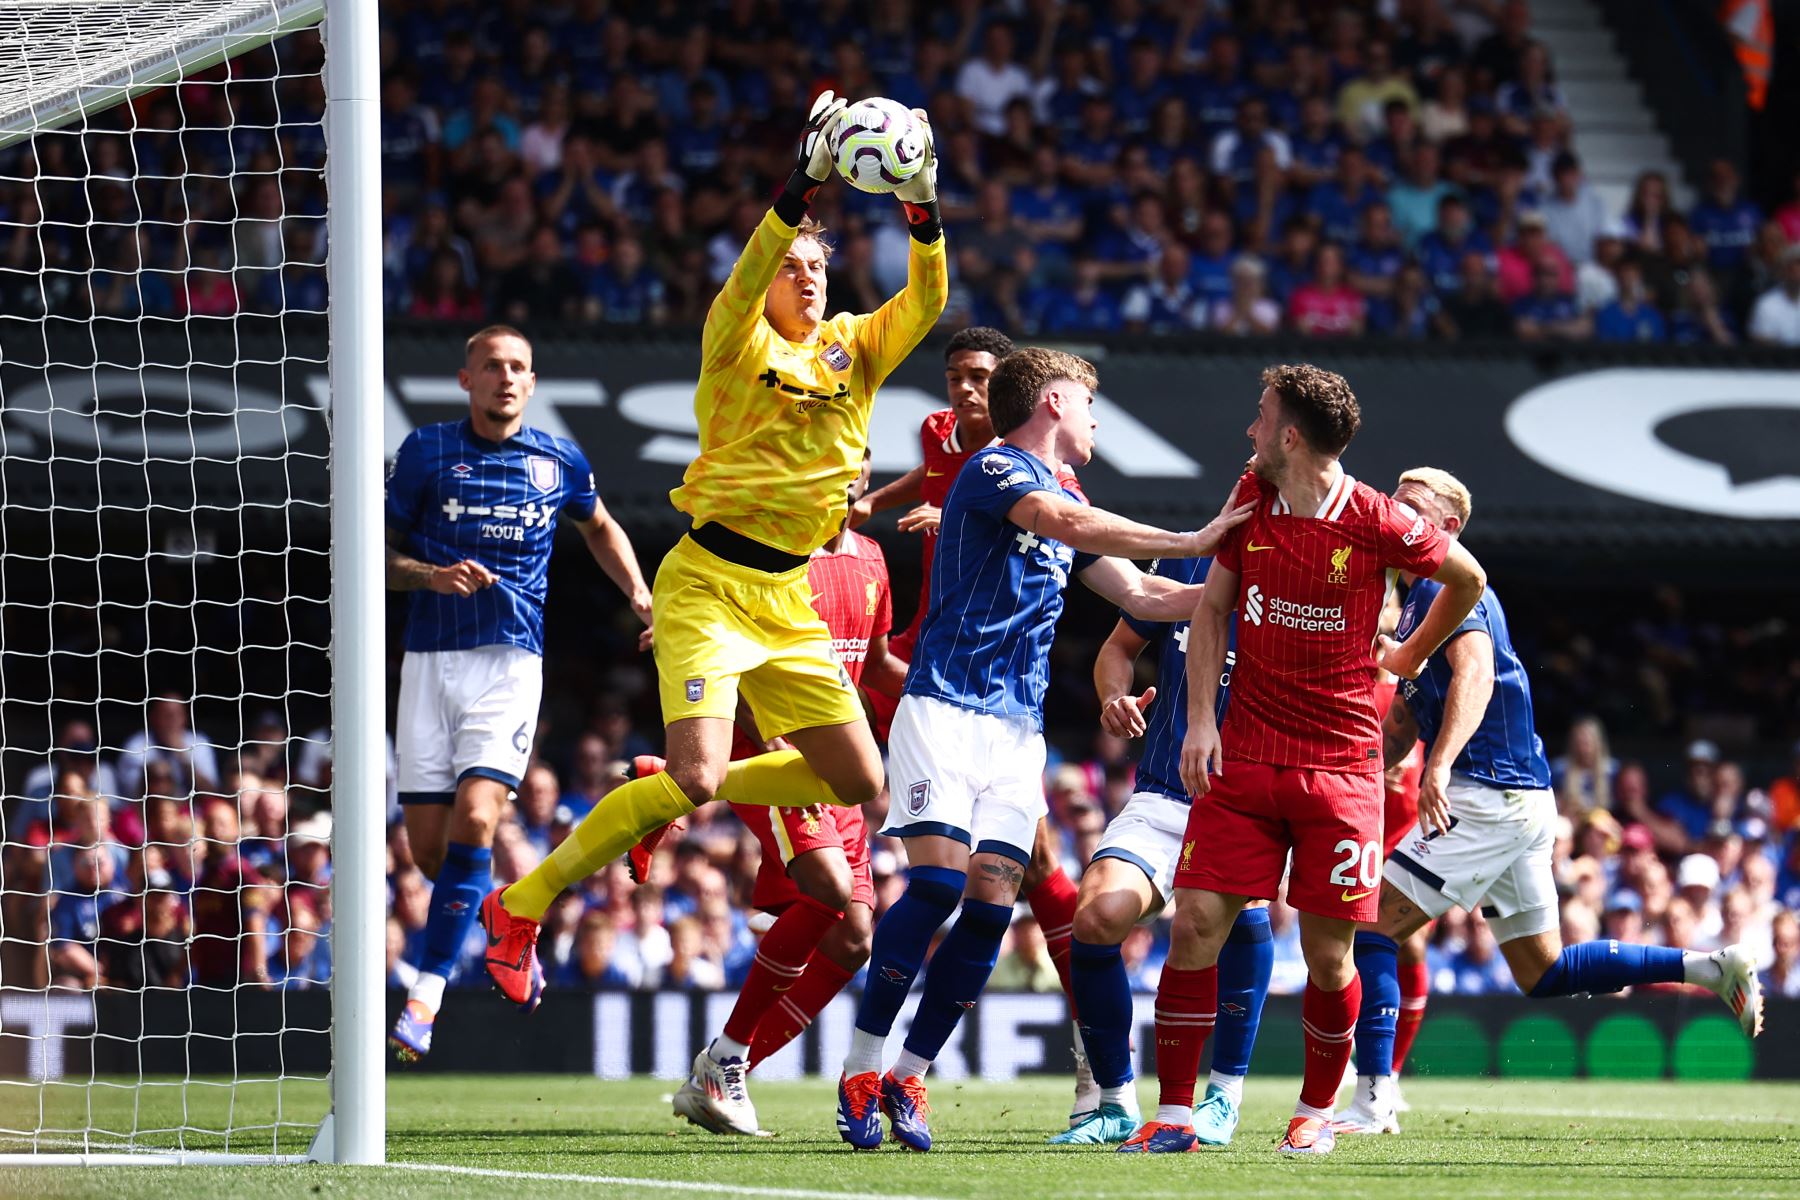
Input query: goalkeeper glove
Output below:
<box><xmin>894</xmin><ymin>109</ymin><xmax>942</xmax><ymax>243</ymax></box>
<box><xmin>776</xmin><ymin>90</ymin><xmax>847</xmax><ymax>226</ymax></box>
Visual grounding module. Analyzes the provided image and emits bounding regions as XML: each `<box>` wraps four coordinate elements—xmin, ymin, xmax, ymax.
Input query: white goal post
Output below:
<box><xmin>0</xmin><ymin>0</ymin><xmax>383</xmax><ymax>1166</ymax></box>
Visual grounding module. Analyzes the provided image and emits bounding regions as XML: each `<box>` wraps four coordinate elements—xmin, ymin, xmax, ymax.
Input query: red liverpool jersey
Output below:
<box><xmin>1213</xmin><ymin>469</ymin><xmax>1450</xmax><ymax>774</ymax></box>
<box><xmin>808</xmin><ymin>528</ymin><xmax>892</xmax><ymax>687</ymax></box>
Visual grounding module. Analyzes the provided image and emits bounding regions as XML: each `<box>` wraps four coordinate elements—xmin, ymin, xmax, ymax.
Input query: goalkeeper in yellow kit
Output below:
<box><xmin>481</xmin><ymin>92</ymin><xmax>948</xmax><ymax>1005</ymax></box>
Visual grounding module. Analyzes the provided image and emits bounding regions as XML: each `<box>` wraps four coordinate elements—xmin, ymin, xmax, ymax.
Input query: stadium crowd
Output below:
<box><xmin>4</xmin><ymin>690</ymin><xmax>1799</xmax><ymax>1001</ymax></box>
<box><xmin>6</xmin><ymin>0</ymin><xmax>1800</xmax><ymax>344</ymax></box>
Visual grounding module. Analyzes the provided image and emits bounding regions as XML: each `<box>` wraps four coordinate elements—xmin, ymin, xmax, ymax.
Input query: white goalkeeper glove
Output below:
<box><xmin>777</xmin><ymin>90</ymin><xmax>848</xmax><ymax>225</ymax></box>
<box><xmin>894</xmin><ymin>109</ymin><xmax>938</xmax><ymax>205</ymax></box>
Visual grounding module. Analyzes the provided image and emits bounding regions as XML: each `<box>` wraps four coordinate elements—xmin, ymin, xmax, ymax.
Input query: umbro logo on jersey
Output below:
<box><xmin>450</xmin><ymin>463</ymin><xmax>473</xmax><ymax>477</ymax></box>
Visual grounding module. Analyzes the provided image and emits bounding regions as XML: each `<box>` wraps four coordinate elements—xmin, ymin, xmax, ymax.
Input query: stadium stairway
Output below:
<box><xmin>1532</xmin><ymin>0</ymin><xmax>1692</xmax><ymax>214</ymax></box>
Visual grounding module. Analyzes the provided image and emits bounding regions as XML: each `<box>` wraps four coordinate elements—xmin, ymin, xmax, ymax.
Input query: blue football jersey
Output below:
<box><xmin>904</xmin><ymin>444</ymin><xmax>1097</xmax><ymax>728</ymax></box>
<box><xmin>385</xmin><ymin>419</ymin><xmax>598</xmax><ymax>655</ymax></box>
<box><xmin>1395</xmin><ymin>577</ymin><xmax>1551</xmax><ymax>789</ymax></box>
<box><xmin>1121</xmin><ymin>556</ymin><xmax>1235</xmax><ymax>803</ymax></box>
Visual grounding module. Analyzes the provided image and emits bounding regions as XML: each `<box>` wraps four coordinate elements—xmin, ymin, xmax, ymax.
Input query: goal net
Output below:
<box><xmin>0</xmin><ymin>0</ymin><xmax>382</xmax><ymax>1165</ymax></box>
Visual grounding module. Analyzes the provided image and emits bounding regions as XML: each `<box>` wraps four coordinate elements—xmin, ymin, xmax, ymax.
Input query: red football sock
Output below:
<box><xmin>1152</xmin><ymin>965</ymin><xmax>1217</xmax><ymax>1110</ymax></box>
<box><xmin>748</xmin><ymin>951</ymin><xmax>857</xmax><ymax>1069</ymax></box>
<box><xmin>722</xmin><ymin>894</ymin><xmax>842</xmax><ymax>1047</ymax></box>
<box><xmin>1393</xmin><ymin>959</ymin><xmax>1429</xmax><ymax>1073</ymax></box>
<box><xmin>1026</xmin><ymin>867</ymin><xmax>1079</xmax><ymax>1012</ymax></box>
<box><xmin>1300</xmin><ymin>977</ymin><xmax>1361</xmax><ymax>1111</ymax></box>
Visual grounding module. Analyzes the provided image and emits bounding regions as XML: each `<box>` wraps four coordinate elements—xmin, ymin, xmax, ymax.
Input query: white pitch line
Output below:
<box><xmin>389</xmin><ymin>1161</ymin><xmax>963</xmax><ymax>1199</ymax></box>
<box><xmin>1444</xmin><ymin>1105</ymin><xmax>1795</xmax><ymax>1126</ymax></box>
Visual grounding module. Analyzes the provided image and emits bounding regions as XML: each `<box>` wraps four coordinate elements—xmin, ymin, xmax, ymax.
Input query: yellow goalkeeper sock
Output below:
<box><xmin>501</xmin><ymin>771</ymin><xmax>695</xmax><ymax>920</ymax></box>
<box><xmin>721</xmin><ymin>749</ymin><xmax>844</xmax><ymax>808</ymax></box>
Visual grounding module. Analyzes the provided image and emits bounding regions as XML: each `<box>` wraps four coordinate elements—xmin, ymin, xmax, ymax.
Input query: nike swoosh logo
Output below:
<box><xmin>1340</xmin><ymin>889</ymin><xmax>1374</xmax><ymax>903</ymax></box>
<box><xmin>926</xmin><ymin>469</ymin><xmax>945</xmax><ymax>477</ymax></box>
<box><xmin>1247</xmin><ymin>542</ymin><xmax>1274</xmax><ymax>552</ymax></box>
<box><xmin>487</xmin><ymin>930</ymin><xmax>503</xmax><ymax>948</ymax></box>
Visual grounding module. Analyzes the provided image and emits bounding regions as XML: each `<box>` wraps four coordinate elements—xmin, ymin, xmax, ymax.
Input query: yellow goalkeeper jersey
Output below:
<box><xmin>673</xmin><ymin>209</ymin><xmax>948</xmax><ymax>556</ymax></box>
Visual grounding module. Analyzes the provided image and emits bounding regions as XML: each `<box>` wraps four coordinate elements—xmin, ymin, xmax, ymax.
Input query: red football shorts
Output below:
<box><xmin>1173</xmin><ymin>761</ymin><xmax>1384</xmax><ymax>923</ymax></box>
<box><xmin>732</xmin><ymin>800</ymin><xmax>875</xmax><ymax>914</ymax></box>
<box><xmin>1383</xmin><ymin>776</ymin><xmax>1420</xmax><ymax>858</ymax></box>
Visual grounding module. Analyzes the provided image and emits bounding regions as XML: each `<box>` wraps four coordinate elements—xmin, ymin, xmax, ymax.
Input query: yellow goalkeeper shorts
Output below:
<box><xmin>650</xmin><ymin>534</ymin><xmax>863</xmax><ymax>738</ymax></box>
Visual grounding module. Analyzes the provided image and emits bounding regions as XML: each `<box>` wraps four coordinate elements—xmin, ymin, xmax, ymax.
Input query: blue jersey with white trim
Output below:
<box><xmin>385</xmin><ymin>419</ymin><xmax>598</xmax><ymax>655</ymax></box>
<box><xmin>904</xmin><ymin>444</ymin><xmax>1097</xmax><ymax>728</ymax></box>
<box><xmin>1121</xmin><ymin>556</ymin><xmax>1236</xmax><ymax>803</ymax></box>
<box><xmin>1395</xmin><ymin>576</ymin><xmax>1551</xmax><ymax>789</ymax></box>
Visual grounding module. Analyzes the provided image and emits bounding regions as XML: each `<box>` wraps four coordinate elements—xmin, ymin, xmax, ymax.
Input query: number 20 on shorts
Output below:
<box><xmin>1329</xmin><ymin>838</ymin><xmax>1381</xmax><ymax>890</ymax></box>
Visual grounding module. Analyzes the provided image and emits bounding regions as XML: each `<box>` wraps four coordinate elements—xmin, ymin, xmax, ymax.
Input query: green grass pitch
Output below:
<box><xmin>3</xmin><ymin>1075</ymin><xmax>1796</xmax><ymax>1199</ymax></box>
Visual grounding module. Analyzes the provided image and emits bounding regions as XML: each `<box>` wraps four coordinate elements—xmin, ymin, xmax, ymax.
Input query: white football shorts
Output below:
<box><xmin>880</xmin><ymin>694</ymin><xmax>1047</xmax><ymax>863</ymax></box>
<box><xmin>396</xmin><ymin>645</ymin><xmax>543</xmax><ymax>802</ymax></box>
<box><xmin>1384</xmin><ymin>776</ymin><xmax>1558</xmax><ymax>941</ymax></box>
<box><xmin>1092</xmin><ymin>789</ymin><xmax>1191</xmax><ymax>917</ymax></box>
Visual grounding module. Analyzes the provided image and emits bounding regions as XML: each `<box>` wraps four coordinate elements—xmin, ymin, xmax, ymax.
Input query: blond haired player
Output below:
<box><xmin>480</xmin><ymin>93</ymin><xmax>948</xmax><ymax>1056</ymax></box>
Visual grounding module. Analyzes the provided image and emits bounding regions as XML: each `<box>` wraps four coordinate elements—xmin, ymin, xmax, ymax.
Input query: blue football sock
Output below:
<box><xmin>1529</xmin><ymin>940</ymin><xmax>1686</xmax><ymax>997</ymax></box>
<box><xmin>1352</xmin><ymin>931</ymin><xmax>1401</xmax><ymax>1078</ymax></box>
<box><xmin>902</xmin><ymin>898</ymin><xmax>1014</xmax><ymax>1062</ymax></box>
<box><xmin>853</xmin><ymin>865</ymin><xmax>964</xmax><ymax>1037</ymax></box>
<box><xmin>1211</xmin><ymin>907</ymin><xmax>1274</xmax><ymax>1078</ymax></box>
<box><xmin>417</xmin><ymin>840</ymin><xmax>491</xmax><ymax>980</ymax></box>
<box><xmin>1070</xmin><ymin>937</ymin><xmax>1136</xmax><ymax>1088</ymax></box>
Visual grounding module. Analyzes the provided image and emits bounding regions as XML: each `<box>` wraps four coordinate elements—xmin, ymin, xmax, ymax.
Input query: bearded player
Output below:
<box><xmin>1051</xmin><ymin>562</ymin><xmax>1275</xmax><ymax>1147</ymax></box>
<box><xmin>837</xmin><ymin>348</ymin><xmax>1255</xmax><ymax>1152</ymax></box>
<box><xmin>479</xmin><ymin>91</ymin><xmax>947</xmax><ymax>1007</ymax></box>
<box><xmin>855</xmin><ymin>325</ymin><xmax>1100</xmax><ymax>1125</ymax></box>
<box><xmin>665</xmin><ymin>455</ymin><xmax>903</xmax><ymax>1136</ymax></box>
<box><xmin>1337</xmin><ymin>467</ymin><xmax>1764</xmax><ymax>1136</ymax></box>
<box><xmin>385</xmin><ymin>325</ymin><xmax>651</xmax><ymax>1061</ymax></box>
<box><xmin>1123</xmin><ymin>364</ymin><xmax>1488</xmax><ymax>1156</ymax></box>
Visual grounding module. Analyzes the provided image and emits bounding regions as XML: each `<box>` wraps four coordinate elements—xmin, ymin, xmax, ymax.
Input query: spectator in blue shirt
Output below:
<box><xmin>1113</xmin><ymin>38</ymin><xmax>1172</xmax><ymax>137</ymax></box>
<box><xmin>666</xmin><ymin>82</ymin><xmax>725</xmax><ymax>178</ymax></box>
<box><xmin>1187</xmin><ymin>210</ymin><xmax>1241</xmax><ymax>308</ymax></box>
<box><xmin>1122</xmin><ymin>243</ymin><xmax>1207</xmax><ymax>333</ymax></box>
<box><xmin>1594</xmin><ymin>260</ymin><xmax>1667</xmax><ymax>343</ymax></box>
<box><xmin>1363</xmin><ymin>97</ymin><xmax>1421</xmax><ymax>184</ymax></box>
<box><xmin>560</xmin><ymin>909</ymin><xmax>638</xmax><ymax>989</ymax></box>
<box><xmin>1443</xmin><ymin>919</ymin><xmax>1516</xmax><ymax>994</ymax></box>
<box><xmin>1063</xmin><ymin>95</ymin><xmax>1124</xmax><ymax>194</ymax></box>
<box><xmin>1210</xmin><ymin>96</ymin><xmax>1292</xmax><ymax>188</ymax></box>
<box><xmin>588</xmin><ymin>236</ymin><xmax>667</xmax><ymax>326</ymax></box>
<box><xmin>1308</xmin><ymin>145</ymin><xmax>1384</xmax><ymax>245</ymax></box>
<box><xmin>1039</xmin><ymin>255</ymin><xmax>1124</xmax><ymax>333</ymax></box>
<box><xmin>1263</xmin><ymin>215</ymin><xmax>1316</xmax><ymax>306</ymax></box>
<box><xmin>1286</xmin><ymin>94</ymin><xmax>1344</xmax><ymax>189</ymax></box>
<box><xmin>1011</xmin><ymin>145</ymin><xmax>1084</xmax><ymax>253</ymax></box>
<box><xmin>49</xmin><ymin>845</ymin><xmax>122</xmax><ymax>990</ymax></box>
<box><xmin>1512</xmin><ymin>257</ymin><xmax>1591</xmax><ymax>340</ymax></box>
<box><xmin>1659</xmin><ymin>741</ymin><xmax>1723</xmax><ymax>843</ymax></box>
<box><xmin>441</xmin><ymin>77</ymin><xmax>520</xmax><ymax>154</ymax></box>
<box><xmin>1185</xmin><ymin>31</ymin><xmax>1253</xmax><ymax>142</ymax></box>
<box><xmin>1348</xmin><ymin>200</ymin><xmax>1406</xmax><ymax>301</ymax></box>
<box><xmin>1690</xmin><ymin>159</ymin><xmax>1762</xmax><ymax>273</ymax></box>
<box><xmin>1418</xmin><ymin>193</ymin><xmax>1495</xmax><ymax>294</ymax></box>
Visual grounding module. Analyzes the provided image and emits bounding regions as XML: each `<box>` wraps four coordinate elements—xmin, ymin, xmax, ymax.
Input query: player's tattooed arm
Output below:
<box><xmin>1381</xmin><ymin>694</ymin><xmax>1420</xmax><ymax>769</ymax></box>
<box><xmin>385</xmin><ymin>527</ymin><xmax>498</xmax><ymax>595</ymax></box>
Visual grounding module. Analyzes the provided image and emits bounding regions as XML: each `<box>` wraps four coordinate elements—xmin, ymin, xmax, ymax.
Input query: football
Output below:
<box><xmin>828</xmin><ymin>96</ymin><xmax>926</xmax><ymax>194</ymax></box>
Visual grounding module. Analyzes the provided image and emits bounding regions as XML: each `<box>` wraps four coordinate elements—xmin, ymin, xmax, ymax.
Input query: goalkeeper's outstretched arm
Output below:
<box><xmin>701</xmin><ymin>91</ymin><xmax>847</xmax><ymax>372</ymax></box>
<box><xmin>858</xmin><ymin>112</ymin><xmax>949</xmax><ymax>387</ymax></box>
